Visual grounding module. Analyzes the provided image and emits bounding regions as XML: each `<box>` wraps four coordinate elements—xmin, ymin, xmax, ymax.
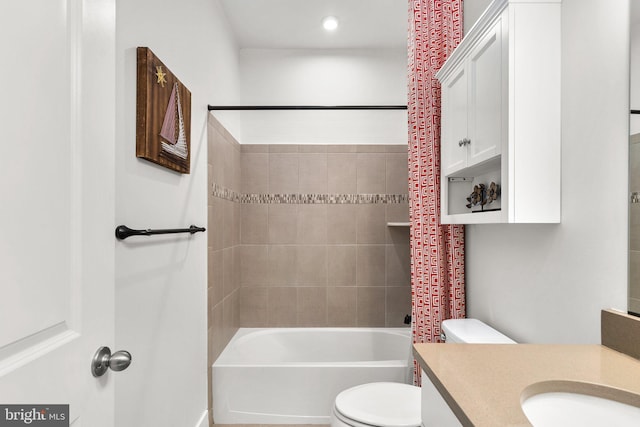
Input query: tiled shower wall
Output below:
<box><xmin>207</xmin><ymin>115</ymin><xmax>411</xmax><ymax>360</ymax></box>
<box><xmin>207</xmin><ymin>116</ymin><xmax>241</xmax><ymax>422</ymax></box>
<box><xmin>630</xmin><ymin>133</ymin><xmax>640</xmax><ymax>314</ymax></box>
<box><xmin>238</xmin><ymin>144</ymin><xmax>411</xmax><ymax>328</ymax></box>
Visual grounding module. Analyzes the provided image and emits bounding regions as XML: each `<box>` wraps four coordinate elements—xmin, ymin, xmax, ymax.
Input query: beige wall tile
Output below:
<box><xmin>299</xmin><ymin>153</ymin><xmax>328</xmax><ymax>193</ymax></box>
<box><xmin>386</xmin><ymin>287</ymin><xmax>411</xmax><ymax>327</ymax></box>
<box><xmin>233</xmin><ymin>202</ymin><xmax>241</xmax><ymax>246</ymax></box>
<box><xmin>631</xmin><ymin>141</ymin><xmax>640</xmax><ymax>193</ymax></box>
<box><xmin>631</xmin><ymin>203</ymin><xmax>640</xmax><ymax>251</ymax></box>
<box><xmin>327</xmin><ymin>245</ymin><xmax>357</xmax><ymax>286</ymax></box>
<box><xmin>232</xmin><ymin>246</ymin><xmax>241</xmax><ymax>294</ymax></box>
<box><xmin>386</xmin><ymin>244</ymin><xmax>411</xmax><ymax>286</ymax></box>
<box><xmin>209</xmin><ymin>302</ymin><xmax>225</xmax><ymax>363</ymax></box>
<box><xmin>327</xmin><ymin>287</ymin><xmax>357</xmax><ymax>326</ymax></box>
<box><xmin>222</xmin><ymin>292</ymin><xmax>238</xmax><ymax>344</ymax></box>
<box><xmin>357</xmin><ymin>287</ymin><xmax>386</xmax><ymax>326</ymax></box>
<box><xmin>210</xmin><ymin>129</ymin><xmax>225</xmax><ymax>185</ymax></box>
<box><xmin>328</xmin><ymin>153</ymin><xmax>357</xmax><ymax>194</ymax></box>
<box><xmin>269</xmin><ymin>245</ymin><xmax>298</xmax><ymax>286</ymax></box>
<box><xmin>240</xmin><ymin>144</ymin><xmax>269</xmax><ymax>153</ymax></box>
<box><xmin>270</xmin><ymin>145</ymin><xmax>299</xmax><ymax>153</ymax></box>
<box><xmin>268</xmin><ymin>287</ymin><xmax>298</xmax><ymax>326</ymax></box>
<box><xmin>298</xmin><ymin>205</ymin><xmax>327</xmax><ymax>244</ymax></box>
<box><xmin>222</xmin><ymin>136</ymin><xmax>235</xmax><ymax>190</ymax></box>
<box><xmin>269</xmin><ymin>153</ymin><xmax>299</xmax><ymax>193</ymax></box>
<box><xmin>630</xmin><ymin>250</ymin><xmax>640</xmax><ymax>300</ymax></box>
<box><xmin>357</xmin><ymin>245</ymin><xmax>386</xmax><ymax>286</ymax></box>
<box><xmin>241</xmin><ymin>204</ymin><xmax>268</xmax><ymax>244</ymax></box>
<box><xmin>327</xmin><ymin>205</ymin><xmax>357</xmax><ymax>244</ymax></box>
<box><xmin>327</xmin><ymin>145</ymin><xmax>357</xmax><ymax>153</ymax></box>
<box><xmin>386</xmin><ymin>153</ymin><xmax>409</xmax><ymax>194</ymax></box>
<box><xmin>239</xmin><ymin>287</ymin><xmax>268</xmax><ymax>327</ymax></box>
<box><xmin>208</xmin><ymin>165</ymin><xmax>214</xmax><ymax>206</ymax></box>
<box><xmin>232</xmin><ymin>290</ymin><xmax>240</xmax><ymax>332</ymax></box>
<box><xmin>207</xmin><ymin>289</ymin><xmax>215</xmax><ymax>330</ymax></box>
<box><xmin>232</xmin><ymin>145</ymin><xmax>241</xmax><ymax>193</ymax></box>
<box><xmin>209</xmin><ymin>199</ymin><xmax>224</xmax><ymax>251</ymax></box>
<box><xmin>242</xmin><ymin>153</ymin><xmax>269</xmax><ymax>194</ymax></box>
<box><xmin>357</xmin><ymin>153</ymin><xmax>386</xmax><ymax>194</ymax></box>
<box><xmin>269</xmin><ymin>205</ymin><xmax>298</xmax><ymax>244</ymax></box>
<box><xmin>386</xmin><ymin>144</ymin><xmax>408</xmax><ymax>153</ymax></box>
<box><xmin>222</xmin><ymin>199</ymin><xmax>234</xmax><ymax>249</ymax></box>
<box><xmin>222</xmin><ymin>248</ymin><xmax>235</xmax><ymax>298</ymax></box>
<box><xmin>357</xmin><ymin>204</ymin><xmax>387</xmax><ymax>244</ymax></box>
<box><xmin>300</xmin><ymin>145</ymin><xmax>328</xmax><ymax>153</ymax></box>
<box><xmin>297</xmin><ymin>287</ymin><xmax>328</xmax><ymax>326</ymax></box>
<box><xmin>357</xmin><ymin>145</ymin><xmax>386</xmax><ymax>153</ymax></box>
<box><xmin>296</xmin><ymin>246</ymin><xmax>328</xmax><ymax>286</ymax></box>
<box><xmin>239</xmin><ymin>245</ymin><xmax>269</xmax><ymax>286</ymax></box>
<box><xmin>208</xmin><ymin>249</ymin><xmax>224</xmax><ymax>306</ymax></box>
<box><xmin>216</xmin><ymin>142</ymin><xmax>414</xmax><ymax>331</ymax></box>
<box><xmin>386</xmin><ymin>223</ymin><xmax>410</xmax><ymax>245</ymax></box>
<box><xmin>386</xmin><ymin>203</ymin><xmax>410</xmax><ymax>224</ymax></box>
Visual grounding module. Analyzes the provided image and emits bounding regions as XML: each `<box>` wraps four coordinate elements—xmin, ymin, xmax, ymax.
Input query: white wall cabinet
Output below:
<box><xmin>437</xmin><ymin>0</ymin><xmax>561</xmax><ymax>224</ymax></box>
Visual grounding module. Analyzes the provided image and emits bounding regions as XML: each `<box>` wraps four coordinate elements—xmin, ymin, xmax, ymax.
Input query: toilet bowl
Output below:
<box><xmin>331</xmin><ymin>382</ymin><xmax>421</xmax><ymax>427</ymax></box>
<box><xmin>330</xmin><ymin>319</ymin><xmax>515</xmax><ymax>427</ymax></box>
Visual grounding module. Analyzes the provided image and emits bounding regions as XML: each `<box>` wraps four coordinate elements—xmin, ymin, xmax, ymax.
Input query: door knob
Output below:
<box><xmin>91</xmin><ymin>346</ymin><xmax>132</xmax><ymax>377</ymax></box>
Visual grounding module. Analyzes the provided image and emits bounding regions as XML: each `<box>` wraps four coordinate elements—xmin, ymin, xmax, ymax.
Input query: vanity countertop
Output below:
<box><xmin>413</xmin><ymin>343</ymin><xmax>640</xmax><ymax>426</ymax></box>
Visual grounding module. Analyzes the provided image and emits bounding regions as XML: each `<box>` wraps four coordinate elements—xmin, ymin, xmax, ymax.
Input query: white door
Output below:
<box><xmin>468</xmin><ymin>20</ymin><xmax>502</xmax><ymax>166</ymax></box>
<box><xmin>0</xmin><ymin>0</ymin><xmax>116</xmax><ymax>425</ymax></box>
<box><xmin>441</xmin><ymin>65</ymin><xmax>468</xmax><ymax>176</ymax></box>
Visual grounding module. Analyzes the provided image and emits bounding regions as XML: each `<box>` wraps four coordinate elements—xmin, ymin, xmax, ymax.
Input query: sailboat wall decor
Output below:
<box><xmin>136</xmin><ymin>47</ymin><xmax>192</xmax><ymax>174</ymax></box>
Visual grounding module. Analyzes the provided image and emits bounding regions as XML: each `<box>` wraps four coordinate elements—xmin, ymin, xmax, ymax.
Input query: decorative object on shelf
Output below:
<box><xmin>486</xmin><ymin>182</ymin><xmax>500</xmax><ymax>204</ymax></box>
<box><xmin>136</xmin><ymin>47</ymin><xmax>192</xmax><ymax>174</ymax></box>
<box><xmin>466</xmin><ymin>184</ymin><xmax>486</xmax><ymax>209</ymax></box>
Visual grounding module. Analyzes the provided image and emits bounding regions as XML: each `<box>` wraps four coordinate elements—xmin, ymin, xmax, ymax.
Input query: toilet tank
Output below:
<box><xmin>442</xmin><ymin>319</ymin><xmax>515</xmax><ymax>344</ymax></box>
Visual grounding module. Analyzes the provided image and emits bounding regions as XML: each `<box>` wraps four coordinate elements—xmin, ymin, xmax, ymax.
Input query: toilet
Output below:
<box><xmin>330</xmin><ymin>319</ymin><xmax>515</xmax><ymax>427</ymax></box>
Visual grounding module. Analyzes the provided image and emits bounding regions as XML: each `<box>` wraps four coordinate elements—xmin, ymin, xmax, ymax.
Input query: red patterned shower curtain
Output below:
<box><xmin>408</xmin><ymin>0</ymin><xmax>465</xmax><ymax>384</ymax></box>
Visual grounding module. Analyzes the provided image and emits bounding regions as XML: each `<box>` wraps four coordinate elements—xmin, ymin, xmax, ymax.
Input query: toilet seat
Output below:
<box><xmin>332</xmin><ymin>382</ymin><xmax>421</xmax><ymax>427</ymax></box>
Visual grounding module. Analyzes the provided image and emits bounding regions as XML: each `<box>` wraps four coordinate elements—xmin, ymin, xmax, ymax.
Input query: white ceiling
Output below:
<box><xmin>219</xmin><ymin>0</ymin><xmax>408</xmax><ymax>49</ymax></box>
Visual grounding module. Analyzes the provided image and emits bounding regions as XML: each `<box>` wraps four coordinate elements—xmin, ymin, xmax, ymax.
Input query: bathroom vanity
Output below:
<box><xmin>413</xmin><ymin>311</ymin><xmax>640</xmax><ymax>426</ymax></box>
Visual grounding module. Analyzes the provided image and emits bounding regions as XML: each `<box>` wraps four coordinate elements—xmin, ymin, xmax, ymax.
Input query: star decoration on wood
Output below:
<box><xmin>155</xmin><ymin>65</ymin><xmax>167</xmax><ymax>87</ymax></box>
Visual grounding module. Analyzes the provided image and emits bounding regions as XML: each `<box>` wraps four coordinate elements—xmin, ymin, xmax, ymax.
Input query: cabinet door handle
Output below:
<box><xmin>462</xmin><ymin>138</ymin><xmax>471</xmax><ymax>146</ymax></box>
<box><xmin>458</xmin><ymin>139</ymin><xmax>465</xmax><ymax>147</ymax></box>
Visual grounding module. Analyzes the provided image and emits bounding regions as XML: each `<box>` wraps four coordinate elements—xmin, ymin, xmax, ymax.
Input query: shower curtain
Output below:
<box><xmin>408</xmin><ymin>0</ymin><xmax>465</xmax><ymax>384</ymax></box>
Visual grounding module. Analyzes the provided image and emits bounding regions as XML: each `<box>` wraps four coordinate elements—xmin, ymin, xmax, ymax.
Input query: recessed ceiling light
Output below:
<box><xmin>322</xmin><ymin>16</ymin><xmax>339</xmax><ymax>31</ymax></box>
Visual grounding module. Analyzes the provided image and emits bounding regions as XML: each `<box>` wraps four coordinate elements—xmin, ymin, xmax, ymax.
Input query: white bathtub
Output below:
<box><xmin>212</xmin><ymin>327</ymin><xmax>412</xmax><ymax>424</ymax></box>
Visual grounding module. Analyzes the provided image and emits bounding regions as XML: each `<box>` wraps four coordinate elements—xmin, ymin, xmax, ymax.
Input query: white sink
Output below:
<box><xmin>522</xmin><ymin>382</ymin><xmax>640</xmax><ymax>427</ymax></box>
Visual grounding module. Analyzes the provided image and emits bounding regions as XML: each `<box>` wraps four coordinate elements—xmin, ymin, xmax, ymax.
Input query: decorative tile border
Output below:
<box><xmin>212</xmin><ymin>183</ymin><xmax>408</xmax><ymax>204</ymax></box>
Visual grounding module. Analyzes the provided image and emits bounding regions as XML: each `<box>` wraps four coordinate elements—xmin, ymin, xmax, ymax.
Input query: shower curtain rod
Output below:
<box><xmin>208</xmin><ymin>105</ymin><xmax>407</xmax><ymax>111</ymax></box>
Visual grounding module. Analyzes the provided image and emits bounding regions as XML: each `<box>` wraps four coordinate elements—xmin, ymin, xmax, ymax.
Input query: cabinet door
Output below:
<box><xmin>441</xmin><ymin>65</ymin><xmax>468</xmax><ymax>176</ymax></box>
<box><xmin>467</xmin><ymin>20</ymin><xmax>502</xmax><ymax>166</ymax></box>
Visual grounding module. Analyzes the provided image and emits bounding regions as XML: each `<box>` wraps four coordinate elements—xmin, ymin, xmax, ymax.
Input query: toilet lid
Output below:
<box><xmin>334</xmin><ymin>382</ymin><xmax>421</xmax><ymax>427</ymax></box>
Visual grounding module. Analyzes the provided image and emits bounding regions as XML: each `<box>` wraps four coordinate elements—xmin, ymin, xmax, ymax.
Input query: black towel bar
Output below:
<box><xmin>115</xmin><ymin>225</ymin><xmax>206</xmax><ymax>240</ymax></box>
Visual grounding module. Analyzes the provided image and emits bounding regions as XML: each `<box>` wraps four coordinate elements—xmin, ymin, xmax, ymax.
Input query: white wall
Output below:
<box><xmin>465</xmin><ymin>0</ymin><xmax>629</xmax><ymax>344</ymax></box>
<box><xmin>464</xmin><ymin>0</ymin><xmax>493</xmax><ymax>34</ymax></box>
<box><xmin>223</xmin><ymin>48</ymin><xmax>407</xmax><ymax>144</ymax></box>
<box><xmin>115</xmin><ymin>1</ymin><xmax>240</xmax><ymax>426</ymax></box>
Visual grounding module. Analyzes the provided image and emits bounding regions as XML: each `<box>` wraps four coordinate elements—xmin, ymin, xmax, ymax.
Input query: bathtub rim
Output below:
<box><xmin>212</xmin><ymin>327</ymin><xmax>412</xmax><ymax>368</ymax></box>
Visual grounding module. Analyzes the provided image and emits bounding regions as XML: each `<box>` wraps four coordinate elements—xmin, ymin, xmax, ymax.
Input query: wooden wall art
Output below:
<box><xmin>136</xmin><ymin>47</ymin><xmax>191</xmax><ymax>174</ymax></box>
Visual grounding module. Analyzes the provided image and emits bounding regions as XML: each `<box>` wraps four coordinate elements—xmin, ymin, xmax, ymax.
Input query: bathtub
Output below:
<box><xmin>212</xmin><ymin>327</ymin><xmax>412</xmax><ymax>424</ymax></box>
